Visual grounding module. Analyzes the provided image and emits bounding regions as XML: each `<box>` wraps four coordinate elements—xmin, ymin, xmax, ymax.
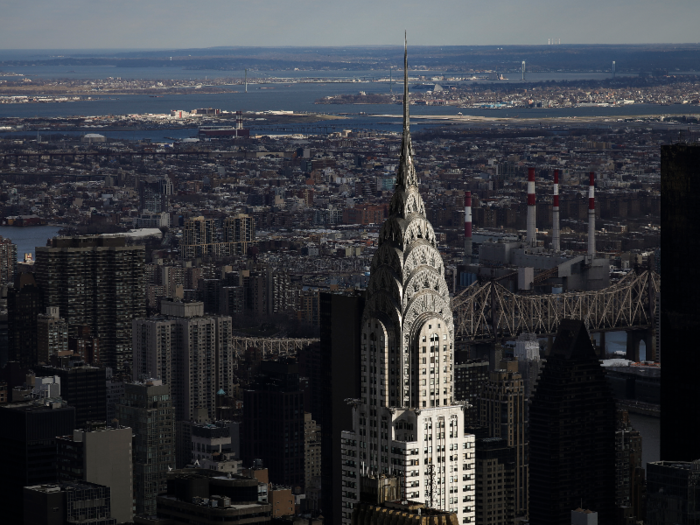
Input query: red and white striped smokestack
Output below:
<box><xmin>464</xmin><ymin>191</ymin><xmax>473</xmax><ymax>265</ymax></box>
<box><xmin>526</xmin><ymin>168</ymin><xmax>537</xmax><ymax>246</ymax></box>
<box><xmin>552</xmin><ymin>170</ymin><xmax>560</xmax><ymax>252</ymax></box>
<box><xmin>588</xmin><ymin>171</ymin><xmax>596</xmax><ymax>257</ymax></box>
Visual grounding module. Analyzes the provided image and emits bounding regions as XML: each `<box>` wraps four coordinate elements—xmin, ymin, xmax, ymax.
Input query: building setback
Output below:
<box><xmin>529</xmin><ymin>319</ymin><xmax>616</xmax><ymax>525</ymax></box>
<box><xmin>35</xmin><ymin>236</ymin><xmax>146</xmax><ymax>375</ymax></box>
<box><xmin>340</xmin><ymin>43</ymin><xmax>476</xmax><ymax>525</ymax></box>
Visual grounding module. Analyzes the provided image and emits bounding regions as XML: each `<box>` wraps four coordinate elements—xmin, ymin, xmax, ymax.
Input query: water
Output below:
<box><xmin>0</xmin><ymin>225</ymin><xmax>62</xmax><ymax>261</ymax></box>
<box><xmin>629</xmin><ymin>413</ymin><xmax>660</xmax><ymax>469</ymax></box>
<box><xmin>1</xmin><ymin>81</ymin><xmax>698</xmax><ymax>136</ymax></box>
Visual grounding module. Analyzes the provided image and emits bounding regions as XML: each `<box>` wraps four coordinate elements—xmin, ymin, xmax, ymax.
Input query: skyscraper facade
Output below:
<box><xmin>242</xmin><ymin>360</ymin><xmax>305</xmax><ymax>489</ymax></box>
<box><xmin>660</xmin><ymin>144</ymin><xmax>700</xmax><ymax>462</ymax></box>
<box><xmin>320</xmin><ymin>291</ymin><xmax>364</xmax><ymax>525</ymax></box>
<box><xmin>36</xmin><ymin>307</ymin><xmax>69</xmax><ymax>364</ymax></box>
<box><xmin>116</xmin><ymin>380</ymin><xmax>175</xmax><ymax>517</ymax></box>
<box><xmin>529</xmin><ymin>320</ymin><xmax>616</xmax><ymax>525</ymax></box>
<box><xmin>478</xmin><ymin>360</ymin><xmax>527</xmax><ymax>517</ymax></box>
<box><xmin>0</xmin><ymin>235</ymin><xmax>17</xmax><ymax>287</ymax></box>
<box><xmin>35</xmin><ymin>236</ymin><xmax>146</xmax><ymax>375</ymax></box>
<box><xmin>132</xmin><ymin>300</ymin><xmax>234</xmax><ymax>422</ymax></box>
<box><xmin>340</xmin><ymin>41</ymin><xmax>475</xmax><ymax>525</ymax></box>
<box><xmin>7</xmin><ymin>272</ymin><xmax>44</xmax><ymax>368</ymax></box>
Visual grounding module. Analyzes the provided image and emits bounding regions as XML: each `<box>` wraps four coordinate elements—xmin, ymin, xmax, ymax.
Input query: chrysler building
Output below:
<box><xmin>340</xmin><ymin>37</ymin><xmax>476</xmax><ymax>524</ymax></box>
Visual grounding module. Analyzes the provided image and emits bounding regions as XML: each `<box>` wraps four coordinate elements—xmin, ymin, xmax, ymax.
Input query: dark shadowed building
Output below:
<box><xmin>319</xmin><ymin>291</ymin><xmax>364</xmax><ymax>525</ymax></box>
<box><xmin>242</xmin><ymin>359</ymin><xmax>305</xmax><ymax>489</ymax></box>
<box><xmin>660</xmin><ymin>144</ymin><xmax>700</xmax><ymax>462</ymax></box>
<box><xmin>529</xmin><ymin>320</ymin><xmax>616</xmax><ymax>525</ymax></box>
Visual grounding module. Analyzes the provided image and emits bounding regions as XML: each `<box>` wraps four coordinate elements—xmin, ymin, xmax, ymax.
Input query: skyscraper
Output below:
<box><xmin>478</xmin><ymin>360</ymin><xmax>527</xmax><ymax>518</ymax></box>
<box><xmin>529</xmin><ymin>320</ymin><xmax>616</xmax><ymax>525</ymax></box>
<box><xmin>660</xmin><ymin>144</ymin><xmax>700</xmax><ymax>462</ymax></box>
<box><xmin>131</xmin><ymin>300</ymin><xmax>234</xmax><ymax>422</ymax></box>
<box><xmin>339</xmin><ymin>39</ymin><xmax>475</xmax><ymax>525</ymax></box>
<box><xmin>242</xmin><ymin>359</ymin><xmax>305</xmax><ymax>489</ymax></box>
<box><xmin>35</xmin><ymin>236</ymin><xmax>146</xmax><ymax>375</ymax></box>
<box><xmin>116</xmin><ymin>380</ymin><xmax>175</xmax><ymax>517</ymax></box>
<box><xmin>320</xmin><ymin>291</ymin><xmax>364</xmax><ymax>525</ymax></box>
<box><xmin>36</xmin><ymin>307</ymin><xmax>69</xmax><ymax>364</ymax></box>
<box><xmin>0</xmin><ymin>235</ymin><xmax>17</xmax><ymax>287</ymax></box>
<box><xmin>7</xmin><ymin>272</ymin><xmax>44</xmax><ymax>368</ymax></box>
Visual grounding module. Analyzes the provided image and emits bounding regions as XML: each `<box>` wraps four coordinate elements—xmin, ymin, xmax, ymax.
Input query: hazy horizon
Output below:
<box><xmin>1</xmin><ymin>0</ymin><xmax>697</xmax><ymax>50</ymax></box>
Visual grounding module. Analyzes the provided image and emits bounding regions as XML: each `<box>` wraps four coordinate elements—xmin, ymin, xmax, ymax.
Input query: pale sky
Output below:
<box><xmin>0</xmin><ymin>0</ymin><xmax>697</xmax><ymax>49</ymax></box>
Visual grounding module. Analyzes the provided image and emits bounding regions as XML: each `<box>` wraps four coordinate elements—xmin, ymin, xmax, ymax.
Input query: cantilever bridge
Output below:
<box><xmin>452</xmin><ymin>269</ymin><xmax>659</xmax><ymax>359</ymax></box>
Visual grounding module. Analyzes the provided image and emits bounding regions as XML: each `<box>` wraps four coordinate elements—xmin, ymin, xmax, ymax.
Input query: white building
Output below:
<box><xmin>340</xmin><ymin>43</ymin><xmax>475</xmax><ymax>525</ymax></box>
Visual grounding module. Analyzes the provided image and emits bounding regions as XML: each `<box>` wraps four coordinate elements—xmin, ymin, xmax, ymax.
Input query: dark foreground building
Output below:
<box><xmin>0</xmin><ymin>398</ymin><xmax>75</xmax><ymax>524</ymax></box>
<box><xmin>319</xmin><ymin>291</ymin><xmax>364</xmax><ymax>525</ymax></box>
<box><xmin>529</xmin><ymin>320</ymin><xmax>616</xmax><ymax>525</ymax></box>
<box><xmin>242</xmin><ymin>360</ymin><xmax>305</xmax><ymax>488</ymax></box>
<box><xmin>660</xmin><ymin>144</ymin><xmax>700</xmax><ymax>462</ymax></box>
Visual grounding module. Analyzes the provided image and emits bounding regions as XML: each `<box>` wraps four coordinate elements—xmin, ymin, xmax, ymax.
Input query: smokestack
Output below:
<box><xmin>526</xmin><ymin>168</ymin><xmax>536</xmax><ymax>246</ymax></box>
<box><xmin>552</xmin><ymin>170</ymin><xmax>560</xmax><ymax>252</ymax></box>
<box><xmin>588</xmin><ymin>171</ymin><xmax>596</xmax><ymax>257</ymax></box>
<box><xmin>464</xmin><ymin>191</ymin><xmax>473</xmax><ymax>265</ymax></box>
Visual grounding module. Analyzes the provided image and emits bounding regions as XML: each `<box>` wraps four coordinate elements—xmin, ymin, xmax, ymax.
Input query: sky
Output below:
<box><xmin>0</xmin><ymin>0</ymin><xmax>697</xmax><ymax>49</ymax></box>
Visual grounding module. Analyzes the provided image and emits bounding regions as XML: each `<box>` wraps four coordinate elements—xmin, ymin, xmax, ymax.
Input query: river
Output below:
<box><xmin>0</xmin><ymin>225</ymin><xmax>62</xmax><ymax>261</ymax></box>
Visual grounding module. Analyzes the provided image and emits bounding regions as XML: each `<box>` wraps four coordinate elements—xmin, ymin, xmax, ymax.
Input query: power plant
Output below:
<box><xmin>459</xmin><ymin>168</ymin><xmax>609</xmax><ymax>293</ymax></box>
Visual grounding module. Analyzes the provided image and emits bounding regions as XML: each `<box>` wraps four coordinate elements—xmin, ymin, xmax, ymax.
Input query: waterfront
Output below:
<box><xmin>0</xmin><ymin>225</ymin><xmax>62</xmax><ymax>260</ymax></box>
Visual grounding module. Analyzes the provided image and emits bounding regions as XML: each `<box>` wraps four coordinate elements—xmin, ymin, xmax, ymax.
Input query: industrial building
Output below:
<box><xmin>461</xmin><ymin>169</ymin><xmax>610</xmax><ymax>293</ymax></box>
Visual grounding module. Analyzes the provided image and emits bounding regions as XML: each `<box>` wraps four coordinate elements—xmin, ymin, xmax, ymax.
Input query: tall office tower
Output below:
<box><xmin>138</xmin><ymin>176</ymin><xmax>173</xmax><ymax>213</ymax></box>
<box><xmin>646</xmin><ymin>461</ymin><xmax>700</xmax><ymax>524</ymax></box>
<box><xmin>340</xmin><ymin>41</ymin><xmax>476</xmax><ymax>525</ymax></box>
<box><xmin>615</xmin><ymin>410</ymin><xmax>644</xmax><ymax>522</ymax></box>
<box><xmin>0</xmin><ymin>398</ymin><xmax>75</xmax><ymax>524</ymax></box>
<box><xmin>36</xmin><ymin>307</ymin><xmax>69</xmax><ymax>364</ymax></box>
<box><xmin>0</xmin><ymin>235</ymin><xmax>17</xmax><ymax>287</ymax></box>
<box><xmin>223</xmin><ymin>214</ymin><xmax>256</xmax><ymax>255</ymax></box>
<box><xmin>453</xmin><ymin>352</ymin><xmax>489</xmax><ymax>428</ymax></box>
<box><xmin>131</xmin><ymin>300</ymin><xmax>234</xmax><ymax>421</ymax></box>
<box><xmin>242</xmin><ymin>360</ymin><xmax>305</xmax><ymax>488</ymax></box>
<box><xmin>475</xmin><ymin>437</ymin><xmax>516</xmax><ymax>525</ymax></box>
<box><xmin>56</xmin><ymin>423</ymin><xmax>134</xmax><ymax>524</ymax></box>
<box><xmin>24</xmin><ymin>481</ymin><xmax>118</xmax><ymax>525</ymax></box>
<box><xmin>35</xmin><ymin>363</ymin><xmax>107</xmax><ymax>429</ymax></box>
<box><xmin>304</xmin><ymin>412</ymin><xmax>322</xmax><ymax>492</ymax></box>
<box><xmin>529</xmin><ymin>320</ymin><xmax>616</xmax><ymax>525</ymax></box>
<box><xmin>35</xmin><ymin>236</ymin><xmax>146</xmax><ymax>375</ymax></box>
<box><xmin>661</xmin><ymin>144</ymin><xmax>700</xmax><ymax>461</ymax></box>
<box><xmin>478</xmin><ymin>360</ymin><xmax>527</xmax><ymax>518</ymax></box>
<box><xmin>7</xmin><ymin>272</ymin><xmax>44</xmax><ymax>368</ymax></box>
<box><xmin>320</xmin><ymin>291</ymin><xmax>364</xmax><ymax>525</ymax></box>
<box><xmin>116</xmin><ymin>379</ymin><xmax>175</xmax><ymax>517</ymax></box>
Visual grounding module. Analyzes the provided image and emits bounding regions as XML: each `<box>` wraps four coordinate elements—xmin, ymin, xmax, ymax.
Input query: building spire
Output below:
<box><xmin>396</xmin><ymin>31</ymin><xmax>419</xmax><ymax>190</ymax></box>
